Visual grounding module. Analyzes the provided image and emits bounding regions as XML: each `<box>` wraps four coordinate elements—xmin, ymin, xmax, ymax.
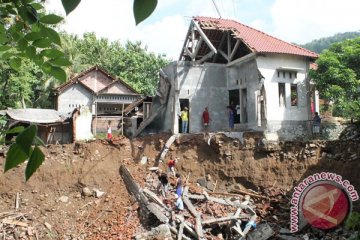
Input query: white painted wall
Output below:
<box><xmin>256</xmin><ymin>54</ymin><xmax>310</xmax><ymax>122</ymax></box>
<box><xmin>58</xmin><ymin>84</ymin><xmax>93</xmax><ymax>114</ymax></box>
<box><xmin>74</xmin><ymin>106</ymin><xmax>94</xmax><ymax>141</ymax></box>
<box><xmin>226</xmin><ymin>59</ymin><xmax>261</xmax><ymax>129</ymax></box>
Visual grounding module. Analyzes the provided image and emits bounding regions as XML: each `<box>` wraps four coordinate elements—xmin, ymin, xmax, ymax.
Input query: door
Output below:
<box><xmin>228</xmin><ymin>90</ymin><xmax>240</xmax><ymax>124</ymax></box>
<box><xmin>179</xmin><ymin>99</ymin><xmax>189</xmax><ymax>133</ymax></box>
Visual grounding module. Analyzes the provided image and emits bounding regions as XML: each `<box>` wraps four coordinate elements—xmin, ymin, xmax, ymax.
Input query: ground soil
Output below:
<box><xmin>0</xmin><ymin>132</ymin><xmax>359</xmax><ymax>239</ymax></box>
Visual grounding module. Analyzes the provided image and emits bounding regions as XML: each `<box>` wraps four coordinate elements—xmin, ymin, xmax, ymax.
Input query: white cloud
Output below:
<box><xmin>271</xmin><ymin>0</ymin><xmax>360</xmax><ymax>44</ymax></box>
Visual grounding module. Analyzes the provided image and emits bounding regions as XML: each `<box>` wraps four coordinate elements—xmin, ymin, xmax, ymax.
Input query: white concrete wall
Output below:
<box><xmin>226</xmin><ymin>59</ymin><xmax>261</xmax><ymax>129</ymax></box>
<box><xmin>75</xmin><ymin>106</ymin><xmax>93</xmax><ymax>141</ymax></box>
<box><xmin>160</xmin><ymin>62</ymin><xmax>229</xmax><ymax>133</ymax></box>
<box><xmin>58</xmin><ymin>84</ymin><xmax>93</xmax><ymax>114</ymax></box>
<box><xmin>256</xmin><ymin>54</ymin><xmax>310</xmax><ymax>122</ymax></box>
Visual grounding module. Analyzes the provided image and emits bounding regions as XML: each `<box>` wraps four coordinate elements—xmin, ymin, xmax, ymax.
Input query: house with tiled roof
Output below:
<box><xmin>141</xmin><ymin>17</ymin><xmax>319</xmax><ymax>140</ymax></box>
<box><xmin>54</xmin><ymin>66</ymin><xmax>142</xmax><ymax>136</ymax></box>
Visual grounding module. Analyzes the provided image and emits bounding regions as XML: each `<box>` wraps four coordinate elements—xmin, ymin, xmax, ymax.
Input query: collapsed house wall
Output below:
<box><xmin>161</xmin><ymin>61</ymin><xmax>230</xmax><ymax>134</ymax></box>
<box><xmin>256</xmin><ymin>54</ymin><xmax>311</xmax><ymax>140</ymax></box>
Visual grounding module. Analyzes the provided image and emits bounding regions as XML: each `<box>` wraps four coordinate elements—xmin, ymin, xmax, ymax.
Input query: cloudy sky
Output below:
<box><xmin>45</xmin><ymin>0</ymin><xmax>360</xmax><ymax>60</ymax></box>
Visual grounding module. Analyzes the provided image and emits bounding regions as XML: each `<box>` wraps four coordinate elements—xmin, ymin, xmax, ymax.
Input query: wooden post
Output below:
<box><xmin>121</xmin><ymin>103</ymin><xmax>124</xmax><ymax>135</ymax></box>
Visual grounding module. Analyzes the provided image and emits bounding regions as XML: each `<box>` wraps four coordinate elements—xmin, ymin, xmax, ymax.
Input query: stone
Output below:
<box><xmin>82</xmin><ymin>187</ymin><xmax>93</xmax><ymax>197</ymax></box>
<box><xmin>247</xmin><ymin>223</ymin><xmax>274</xmax><ymax>240</ymax></box>
<box><xmin>44</xmin><ymin>222</ymin><xmax>52</xmax><ymax>230</ymax></box>
<box><xmin>93</xmin><ymin>189</ymin><xmax>106</xmax><ymax>198</ymax></box>
<box><xmin>197</xmin><ymin>178</ymin><xmax>207</xmax><ymax>188</ymax></box>
<box><xmin>59</xmin><ymin>196</ymin><xmax>69</xmax><ymax>203</ymax></box>
<box><xmin>140</xmin><ymin>156</ymin><xmax>148</xmax><ymax>165</ymax></box>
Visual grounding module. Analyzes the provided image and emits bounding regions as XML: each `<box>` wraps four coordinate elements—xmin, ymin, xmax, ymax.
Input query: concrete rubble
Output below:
<box><xmin>121</xmin><ymin>164</ymin><xmax>276</xmax><ymax>240</ymax></box>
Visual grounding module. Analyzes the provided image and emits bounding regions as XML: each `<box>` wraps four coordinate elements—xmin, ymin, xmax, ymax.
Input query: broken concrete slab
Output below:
<box><xmin>247</xmin><ymin>223</ymin><xmax>274</xmax><ymax>240</ymax></box>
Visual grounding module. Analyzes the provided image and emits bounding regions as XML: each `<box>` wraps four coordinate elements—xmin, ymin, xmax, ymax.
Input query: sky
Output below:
<box><xmin>45</xmin><ymin>0</ymin><xmax>360</xmax><ymax>60</ymax></box>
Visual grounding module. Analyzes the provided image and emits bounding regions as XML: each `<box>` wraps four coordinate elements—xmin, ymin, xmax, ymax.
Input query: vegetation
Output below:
<box><xmin>310</xmin><ymin>37</ymin><xmax>360</xmax><ymax>119</ymax></box>
<box><xmin>1</xmin><ymin>0</ymin><xmax>159</xmax><ymax>180</ymax></box>
<box><xmin>300</xmin><ymin>31</ymin><xmax>360</xmax><ymax>53</ymax></box>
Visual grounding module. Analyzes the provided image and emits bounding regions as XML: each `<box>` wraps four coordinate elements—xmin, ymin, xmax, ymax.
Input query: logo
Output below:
<box><xmin>301</xmin><ymin>182</ymin><xmax>350</xmax><ymax>230</ymax></box>
<box><xmin>290</xmin><ymin>172</ymin><xmax>359</xmax><ymax>232</ymax></box>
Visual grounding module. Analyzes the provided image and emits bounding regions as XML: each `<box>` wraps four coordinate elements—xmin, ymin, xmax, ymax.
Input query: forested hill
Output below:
<box><xmin>299</xmin><ymin>31</ymin><xmax>360</xmax><ymax>53</ymax></box>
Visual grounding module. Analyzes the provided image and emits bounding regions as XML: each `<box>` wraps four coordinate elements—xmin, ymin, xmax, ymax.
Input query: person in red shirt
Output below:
<box><xmin>167</xmin><ymin>158</ymin><xmax>177</xmax><ymax>176</ymax></box>
<box><xmin>202</xmin><ymin>107</ymin><xmax>210</xmax><ymax>132</ymax></box>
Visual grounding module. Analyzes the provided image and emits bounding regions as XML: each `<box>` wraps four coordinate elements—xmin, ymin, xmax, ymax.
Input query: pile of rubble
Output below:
<box><xmin>121</xmin><ymin>165</ymin><xmax>280</xmax><ymax>240</ymax></box>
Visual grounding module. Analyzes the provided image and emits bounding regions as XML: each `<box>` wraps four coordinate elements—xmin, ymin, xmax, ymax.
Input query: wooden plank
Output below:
<box><xmin>175</xmin><ymin>216</ymin><xmax>198</xmax><ymax>239</ymax></box>
<box><xmin>231</xmin><ymin>188</ymin><xmax>269</xmax><ymax>200</ymax></box>
<box><xmin>2</xmin><ymin>218</ymin><xmax>28</xmax><ymax>227</ymax></box>
<box><xmin>229</xmin><ymin>39</ymin><xmax>240</xmax><ymax>61</ymax></box>
<box><xmin>192</xmin><ymin>20</ymin><xmax>217</xmax><ymax>54</ymax></box>
<box><xmin>195</xmin><ymin>217</ymin><xmax>204</xmax><ymax>239</ymax></box>
<box><xmin>177</xmin><ymin>222</ymin><xmax>184</xmax><ymax>240</ymax></box>
<box><xmin>202</xmin><ymin>215</ymin><xmax>250</xmax><ymax>225</ymax></box>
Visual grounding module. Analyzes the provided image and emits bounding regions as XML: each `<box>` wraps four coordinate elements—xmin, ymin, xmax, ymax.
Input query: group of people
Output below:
<box><xmin>179</xmin><ymin>105</ymin><xmax>235</xmax><ymax>133</ymax></box>
<box><xmin>156</xmin><ymin>158</ymin><xmax>184</xmax><ymax>211</ymax></box>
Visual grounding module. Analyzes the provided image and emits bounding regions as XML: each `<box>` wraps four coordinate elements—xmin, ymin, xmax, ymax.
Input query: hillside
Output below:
<box><xmin>300</xmin><ymin>31</ymin><xmax>360</xmax><ymax>53</ymax></box>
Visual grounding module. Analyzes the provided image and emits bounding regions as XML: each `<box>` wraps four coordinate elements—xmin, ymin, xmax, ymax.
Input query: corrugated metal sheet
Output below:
<box><xmin>5</xmin><ymin>109</ymin><xmax>67</xmax><ymax>124</ymax></box>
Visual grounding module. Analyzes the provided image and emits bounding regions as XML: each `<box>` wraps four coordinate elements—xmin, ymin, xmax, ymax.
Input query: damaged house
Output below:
<box><xmin>53</xmin><ymin>66</ymin><xmax>144</xmax><ymax>136</ymax></box>
<box><xmin>142</xmin><ymin>17</ymin><xmax>319</xmax><ymax>140</ymax></box>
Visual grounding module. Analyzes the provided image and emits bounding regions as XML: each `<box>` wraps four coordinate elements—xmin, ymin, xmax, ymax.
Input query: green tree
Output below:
<box><xmin>300</xmin><ymin>31</ymin><xmax>360</xmax><ymax>53</ymax></box>
<box><xmin>310</xmin><ymin>37</ymin><xmax>360</xmax><ymax>119</ymax></box>
<box><xmin>1</xmin><ymin>0</ymin><xmax>159</xmax><ymax>180</ymax></box>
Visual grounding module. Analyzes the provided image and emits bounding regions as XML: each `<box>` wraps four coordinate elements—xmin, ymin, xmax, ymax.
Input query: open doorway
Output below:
<box><xmin>179</xmin><ymin>99</ymin><xmax>189</xmax><ymax>133</ymax></box>
<box><xmin>229</xmin><ymin>90</ymin><xmax>240</xmax><ymax>124</ymax></box>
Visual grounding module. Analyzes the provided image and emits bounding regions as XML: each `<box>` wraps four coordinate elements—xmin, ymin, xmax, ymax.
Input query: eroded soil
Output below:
<box><xmin>0</xmin><ymin>133</ymin><xmax>359</xmax><ymax>239</ymax></box>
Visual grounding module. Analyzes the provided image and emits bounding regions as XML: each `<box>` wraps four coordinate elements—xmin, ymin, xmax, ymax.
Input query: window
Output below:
<box><xmin>291</xmin><ymin>84</ymin><xmax>298</xmax><ymax>106</ymax></box>
<box><xmin>279</xmin><ymin>83</ymin><xmax>286</xmax><ymax>107</ymax></box>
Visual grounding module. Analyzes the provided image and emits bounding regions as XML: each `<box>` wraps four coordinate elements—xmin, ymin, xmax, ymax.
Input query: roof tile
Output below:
<box><xmin>194</xmin><ymin>16</ymin><xmax>318</xmax><ymax>58</ymax></box>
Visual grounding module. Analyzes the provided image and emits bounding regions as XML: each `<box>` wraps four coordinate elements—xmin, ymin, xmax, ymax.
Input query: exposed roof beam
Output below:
<box><xmin>227</xmin><ymin>32</ymin><xmax>231</xmax><ymax>57</ymax></box>
<box><xmin>196</xmin><ymin>51</ymin><xmax>215</xmax><ymax>64</ymax></box>
<box><xmin>218</xmin><ymin>49</ymin><xmax>229</xmax><ymax>62</ymax></box>
<box><xmin>229</xmin><ymin>39</ymin><xmax>240</xmax><ymax>61</ymax></box>
<box><xmin>192</xmin><ymin>20</ymin><xmax>217</xmax><ymax>54</ymax></box>
<box><xmin>226</xmin><ymin>52</ymin><xmax>256</xmax><ymax>67</ymax></box>
<box><xmin>193</xmin><ymin>37</ymin><xmax>204</xmax><ymax>60</ymax></box>
<box><xmin>212</xmin><ymin>33</ymin><xmax>227</xmax><ymax>62</ymax></box>
<box><xmin>179</xmin><ymin>21</ymin><xmax>194</xmax><ymax>61</ymax></box>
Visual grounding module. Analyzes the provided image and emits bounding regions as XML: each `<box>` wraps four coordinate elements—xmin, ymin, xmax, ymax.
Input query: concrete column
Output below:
<box><xmin>315</xmin><ymin>90</ymin><xmax>320</xmax><ymax>113</ymax></box>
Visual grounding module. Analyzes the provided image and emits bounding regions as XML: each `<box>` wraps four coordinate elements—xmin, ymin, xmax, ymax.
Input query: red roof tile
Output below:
<box><xmin>194</xmin><ymin>16</ymin><xmax>318</xmax><ymax>58</ymax></box>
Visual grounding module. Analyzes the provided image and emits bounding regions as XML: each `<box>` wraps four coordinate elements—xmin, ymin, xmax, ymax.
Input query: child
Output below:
<box><xmin>107</xmin><ymin>121</ymin><xmax>113</xmax><ymax>140</ymax></box>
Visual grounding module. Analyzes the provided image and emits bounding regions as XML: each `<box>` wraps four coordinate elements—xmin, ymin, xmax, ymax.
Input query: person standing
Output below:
<box><xmin>202</xmin><ymin>107</ymin><xmax>210</xmax><ymax>132</ymax></box>
<box><xmin>107</xmin><ymin>120</ymin><xmax>113</xmax><ymax>140</ymax></box>
<box><xmin>167</xmin><ymin>158</ymin><xmax>177</xmax><ymax>176</ymax></box>
<box><xmin>180</xmin><ymin>107</ymin><xmax>189</xmax><ymax>133</ymax></box>
<box><xmin>312</xmin><ymin>112</ymin><xmax>321</xmax><ymax>137</ymax></box>
<box><xmin>227</xmin><ymin>106</ymin><xmax>234</xmax><ymax>130</ymax></box>
<box><xmin>175</xmin><ymin>173</ymin><xmax>183</xmax><ymax>196</ymax></box>
<box><xmin>156</xmin><ymin>170</ymin><xmax>169</xmax><ymax>198</ymax></box>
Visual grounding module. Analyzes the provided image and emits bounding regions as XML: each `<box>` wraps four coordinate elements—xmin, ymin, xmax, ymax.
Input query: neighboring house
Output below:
<box><xmin>54</xmin><ymin>66</ymin><xmax>142</xmax><ymax>135</ymax></box>
<box><xmin>1</xmin><ymin>108</ymin><xmax>71</xmax><ymax>144</ymax></box>
<box><xmin>141</xmin><ymin>17</ymin><xmax>319</xmax><ymax>140</ymax></box>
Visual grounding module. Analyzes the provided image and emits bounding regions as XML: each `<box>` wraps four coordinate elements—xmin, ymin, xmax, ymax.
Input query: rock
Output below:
<box><xmin>206</xmin><ymin>182</ymin><xmax>215</xmax><ymax>191</ymax></box>
<box><xmin>197</xmin><ymin>178</ymin><xmax>207</xmax><ymax>188</ymax></box>
<box><xmin>44</xmin><ymin>222</ymin><xmax>52</xmax><ymax>230</ymax></box>
<box><xmin>206</xmin><ymin>174</ymin><xmax>212</xmax><ymax>181</ymax></box>
<box><xmin>59</xmin><ymin>196</ymin><xmax>69</xmax><ymax>203</ymax></box>
<box><xmin>140</xmin><ymin>156</ymin><xmax>148</xmax><ymax>165</ymax></box>
<box><xmin>82</xmin><ymin>187</ymin><xmax>93</xmax><ymax>197</ymax></box>
<box><xmin>93</xmin><ymin>189</ymin><xmax>106</xmax><ymax>198</ymax></box>
<box><xmin>248</xmin><ymin>223</ymin><xmax>274</xmax><ymax>240</ymax></box>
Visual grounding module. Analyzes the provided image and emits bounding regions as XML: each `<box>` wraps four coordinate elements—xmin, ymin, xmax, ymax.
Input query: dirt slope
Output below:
<box><xmin>0</xmin><ymin>133</ymin><xmax>359</xmax><ymax>239</ymax></box>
